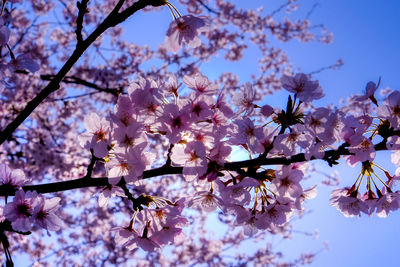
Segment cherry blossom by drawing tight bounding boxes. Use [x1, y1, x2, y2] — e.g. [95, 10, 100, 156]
[3, 190, 38, 232]
[216, 177, 259, 206]
[347, 135, 376, 166]
[106, 143, 153, 184]
[232, 83, 257, 115]
[330, 189, 369, 217]
[229, 117, 264, 153]
[78, 113, 111, 158]
[165, 15, 208, 53]
[31, 195, 62, 233]
[0, 164, 30, 190]
[182, 72, 218, 96]
[353, 78, 380, 106]
[378, 90, 400, 129]
[97, 185, 125, 207]
[280, 73, 324, 102]
[270, 166, 304, 199]
[171, 141, 207, 181]
[374, 193, 400, 218]
[188, 190, 224, 212]
[158, 103, 191, 144]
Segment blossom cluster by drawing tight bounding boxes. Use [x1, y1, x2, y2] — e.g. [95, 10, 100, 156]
[114, 198, 187, 252]
[76, 68, 400, 251]
[0, 164, 61, 233]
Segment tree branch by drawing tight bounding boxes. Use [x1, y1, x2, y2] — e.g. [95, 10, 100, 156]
[15, 70, 123, 98]
[197, 0, 219, 15]
[41, 74, 123, 97]
[1, 136, 398, 197]
[75, 0, 90, 44]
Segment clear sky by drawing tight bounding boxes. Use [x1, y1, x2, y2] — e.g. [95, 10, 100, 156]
[121, 1, 400, 266]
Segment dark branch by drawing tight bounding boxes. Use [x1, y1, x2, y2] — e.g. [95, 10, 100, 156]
[197, 0, 219, 15]
[76, 0, 90, 44]
[0, 164, 183, 196]
[41, 74, 123, 97]
[15, 70, 123, 97]
[2, 135, 399, 197]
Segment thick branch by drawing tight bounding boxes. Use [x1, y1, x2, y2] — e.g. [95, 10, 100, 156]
[1, 139, 396, 196]
[0, 165, 183, 196]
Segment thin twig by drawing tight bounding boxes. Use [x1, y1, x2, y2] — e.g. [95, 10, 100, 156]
[75, 0, 90, 44]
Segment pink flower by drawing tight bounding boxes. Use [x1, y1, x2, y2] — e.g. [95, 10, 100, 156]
[106, 143, 153, 184]
[305, 107, 336, 144]
[254, 198, 293, 230]
[273, 125, 313, 157]
[112, 95, 136, 126]
[270, 166, 304, 199]
[183, 72, 218, 96]
[330, 188, 369, 217]
[97, 185, 125, 207]
[115, 221, 161, 252]
[183, 96, 213, 120]
[378, 90, 400, 129]
[229, 118, 264, 154]
[294, 185, 318, 210]
[281, 73, 323, 102]
[0, 164, 30, 189]
[374, 193, 400, 218]
[260, 104, 274, 117]
[32, 196, 62, 232]
[171, 141, 208, 181]
[126, 235, 160, 252]
[165, 15, 208, 53]
[208, 141, 232, 166]
[78, 113, 111, 158]
[138, 198, 188, 246]
[165, 74, 181, 96]
[3, 190, 39, 232]
[158, 103, 191, 144]
[153, 224, 185, 246]
[353, 78, 380, 106]
[216, 177, 259, 206]
[213, 90, 234, 118]
[232, 83, 257, 115]
[112, 118, 146, 150]
[188, 190, 224, 212]
[128, 77, 164, 119]
[347, 135, 375, 166]
[113, 226, 136, 247]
